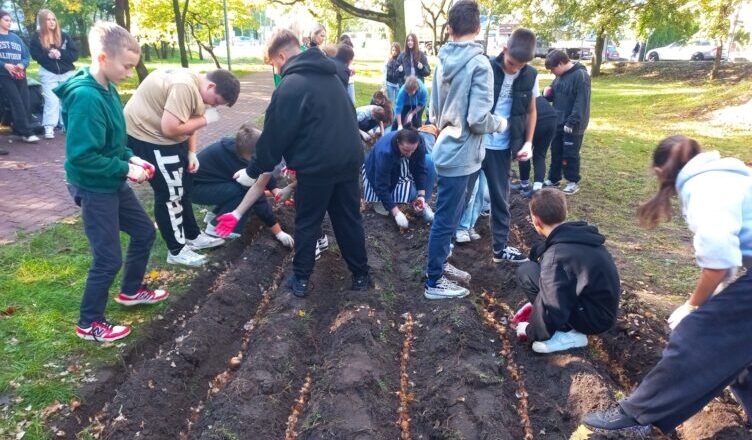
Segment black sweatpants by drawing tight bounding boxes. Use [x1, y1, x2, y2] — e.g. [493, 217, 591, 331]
[128, 135, 201, 254]
[293, 174, 368, 280]
[548, 128, 584, 184]
[620, 271, 752, 433]
[519, 117, 557, 183]
[0, 75, 33, 137]
[392, 105, 423, 130]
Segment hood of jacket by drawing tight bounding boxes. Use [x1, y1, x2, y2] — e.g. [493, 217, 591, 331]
[437, 41, 484, 81]
[676, 151, 751, 193]
[546, 221, 606, 249]
[281, 48, 337, 78]
[562, 62, 588, 78]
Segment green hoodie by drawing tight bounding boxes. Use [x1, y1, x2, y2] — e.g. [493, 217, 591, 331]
[55, 67, 132, 193]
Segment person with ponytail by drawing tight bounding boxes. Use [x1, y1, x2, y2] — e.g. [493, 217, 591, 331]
[30, 9, 78, 139]
[583, 135, 752, 435]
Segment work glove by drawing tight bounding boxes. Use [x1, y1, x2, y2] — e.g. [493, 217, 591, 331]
[204, 107, 220, 125]
[668, 301, 697, 330]
[563, 125, 573, 134]
[497, 117, 508, 133]
[512, 302, 533, 324]
[398, 65, 404, 72]
[127, 163, 149, 183]
[516, 322, 529, 342]
[215, 211, 240, 238]
[274, 185, 295, 204]
[129, 156, 155, 180]
[233, 168, 256, 187]
[275, 231, 294, 248]
[394, 210, 409, 229]
[187, 151, 199, 173]
[516, 142, 533, 161]
[412, 196, 426, 212]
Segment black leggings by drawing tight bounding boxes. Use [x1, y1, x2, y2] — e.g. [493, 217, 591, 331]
[0, 75, 33, 136]
[518, 117, 557, 183]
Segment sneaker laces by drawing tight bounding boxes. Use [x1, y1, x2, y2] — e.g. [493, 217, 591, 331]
[435, 276, 459, 289]
[505, 246, 522, 256]
[90, 319, 116, 341]
[444, 263, 468, 278]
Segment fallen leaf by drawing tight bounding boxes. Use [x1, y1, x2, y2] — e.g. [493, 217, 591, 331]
[41, 401, 63, 418]
[1, 306, 17, 317]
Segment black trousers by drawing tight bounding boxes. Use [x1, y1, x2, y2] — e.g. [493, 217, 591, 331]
[192, 181, 277, 231]
[620, 271, 752, 433]
[0, 75, 33, 136]
[519, 117, 557, 183]
[392, 104, 423, 130]
[128, 135, 201, 254]
[293, 175, 369, 280]
[548, 128, 584, 184]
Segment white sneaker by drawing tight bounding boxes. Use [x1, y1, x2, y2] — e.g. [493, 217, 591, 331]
[373, 203, 389, 216]
[468, 228, 481, 241]
[443, 262, 471, 285]
[455, 230, 471, 243]
[424, 276, 470, 300]
[167, 246, 207, 267]
[532, 330, 588, 354]
[205, 222, 240, 240]
[44, 126, 54, 139]
[315, 234, 329, 260]
[563, 182, 580, 195]
[22, 135, 40, 143]
[186, 232, 225, 250]
[203, 211, 216, 225]
[422, 205, 435, 222]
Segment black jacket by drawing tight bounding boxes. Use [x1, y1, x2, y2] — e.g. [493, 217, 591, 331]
[30, 31, 78, 75]
[545, 62, 591, 134]
[330, 56, 350, 89]
[364, 131, 427, 211]
[247, 49, 363, 183]
[397, 50, 430, 83]
[489, 54, 537, 156]
[385, 57, 404, 85]
[195, 137, 276, 189]
[535, 96, 557, 123]
[527, 221, 620, 342]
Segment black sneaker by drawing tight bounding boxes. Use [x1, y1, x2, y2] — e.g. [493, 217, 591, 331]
[287, 275, 310, 298]
[510, 180, 529, 191]
[351, 273, 374, 291]
[543, 179, 560, 188]
[582, 406, 651, 435]
[493, 246, 529, 264]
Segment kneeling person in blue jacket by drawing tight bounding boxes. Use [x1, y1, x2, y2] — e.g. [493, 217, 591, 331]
[362, 128, 435, 229]
[514, 188, 620, 353]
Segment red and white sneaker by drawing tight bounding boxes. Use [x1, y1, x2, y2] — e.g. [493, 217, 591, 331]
[114, 287, 169, 306]
[76, 320, 131, 342]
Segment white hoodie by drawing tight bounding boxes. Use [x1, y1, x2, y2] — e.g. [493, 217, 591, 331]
[676, 151, 752, 269]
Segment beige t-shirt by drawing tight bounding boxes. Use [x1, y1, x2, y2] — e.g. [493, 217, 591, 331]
[124, 68, 206, 145]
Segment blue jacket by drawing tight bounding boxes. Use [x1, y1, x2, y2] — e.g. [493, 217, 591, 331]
[0, 32, 30, 78]
[394, 81, 428, 114]
[365, 131, 427, 211]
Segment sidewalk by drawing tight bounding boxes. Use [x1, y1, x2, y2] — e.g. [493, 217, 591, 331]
[0, 71, 274, 244]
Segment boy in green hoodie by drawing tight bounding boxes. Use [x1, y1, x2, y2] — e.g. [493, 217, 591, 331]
[56, 22, 168, 343]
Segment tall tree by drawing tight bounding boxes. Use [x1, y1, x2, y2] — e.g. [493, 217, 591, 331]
[183, 0, 255, 68]
[633, 0, 698, 60]
[420, 0, 451, 55]
[114, 0, 149, 81]
[171, 0, 190, 67]
[698, 0, 741, 79]
[328, 0, 405, 44]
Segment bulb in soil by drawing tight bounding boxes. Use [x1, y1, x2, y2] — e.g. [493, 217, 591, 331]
[229, 356, 242, 370]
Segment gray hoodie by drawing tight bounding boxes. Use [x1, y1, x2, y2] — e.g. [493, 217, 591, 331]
[429, 41, 505, 177]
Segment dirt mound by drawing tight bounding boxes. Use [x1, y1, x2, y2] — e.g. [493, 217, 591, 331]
[609, 61, 752, 83]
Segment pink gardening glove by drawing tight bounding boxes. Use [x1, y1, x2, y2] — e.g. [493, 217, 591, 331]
[215, 212, 240, 237]
[512, 302, 533, 324]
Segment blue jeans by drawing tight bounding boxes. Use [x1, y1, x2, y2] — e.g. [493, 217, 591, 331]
[425, 172, 478, 283]
[385, 82, 399, 112]
[457, 171, 487, 231]
[68, 183, 156, 326]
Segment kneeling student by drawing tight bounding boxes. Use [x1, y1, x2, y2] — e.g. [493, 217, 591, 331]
[192, 123, 294, 247]
[514, 188, 620, 353]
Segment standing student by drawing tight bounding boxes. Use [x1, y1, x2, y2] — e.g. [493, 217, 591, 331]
[30, 9, 78, 139]
[0, 10, 38, 144]
[398, 33, 430, 84]
[483, 27, 538, 264]
[57, 22, 168, 342]
[543, 49, 591, 195]
[339, 35, 356, 104]
[393, 75, 427, 130]
[124, 67, 240, 266]
[307, 23, 326, 49]
[424, 0, 507, 299]
[583, 136, 752, 435]
[384, 42, 403, 105]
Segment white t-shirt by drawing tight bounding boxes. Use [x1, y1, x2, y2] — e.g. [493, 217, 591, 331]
[486, 71, 539, 151]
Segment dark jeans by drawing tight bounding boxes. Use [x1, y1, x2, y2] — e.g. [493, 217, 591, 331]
[293, 175, 369, 280]
[519, 117, 557, 183]
[425, 172, 478, 282]
[392, 105, 423, 130]
[68, 183, 156, 326]
[359, 119, 379, 132]
[192, 181, 277, 232]
[482, 149, 512, 254]
[620, 271, 752, 433]
[129, 136, 201, 255]
[0, 75, 33, 136]
[548, 128, 584, 184]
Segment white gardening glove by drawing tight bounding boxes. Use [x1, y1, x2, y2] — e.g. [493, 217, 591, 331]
[668, 302, 697, 330]
[187, 151, 199, 173]
[563, 125, 573, 134]
[127, 163, 148, 183]
[517, 142, 533, 161]
[393, 210, 409, 229]
[398, 65, 404, 72]
[275, 231, 294, 248]
[233, 168, 256, 187]
[204, 107, 220, 125]
[497, 117, 508, 133]
[412, 195, 426, 212]
[516, 322, 529, 342]
[128, 156, 155, 180]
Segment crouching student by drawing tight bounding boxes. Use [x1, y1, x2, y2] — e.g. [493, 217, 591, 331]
[191, 123, 294, 247]
[514, 188, 620, 353]
[363, 128, 435, 227]
[356, 104, 390, 141]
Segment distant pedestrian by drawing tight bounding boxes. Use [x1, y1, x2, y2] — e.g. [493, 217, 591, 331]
[631, 42, 640, 61]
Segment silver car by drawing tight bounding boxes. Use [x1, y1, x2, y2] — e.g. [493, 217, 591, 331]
[646, 39, 722, 61]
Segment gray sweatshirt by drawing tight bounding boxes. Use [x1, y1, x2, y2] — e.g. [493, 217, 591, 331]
[429, 41, 505, 177]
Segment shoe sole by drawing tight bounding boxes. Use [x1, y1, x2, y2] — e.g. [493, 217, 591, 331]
[563, 189, 580, 195]
[424, 289, 470, 300]
[76, 329, 131, 342]
[455, 237, 471, 244]
[114, 294, 170, 306]
[186, 240, 225, 251]
[166, 257, 206, 267]
[584, 424, 652, 437]
[532, 339, 588, 354]
[492, 257, 530, 264]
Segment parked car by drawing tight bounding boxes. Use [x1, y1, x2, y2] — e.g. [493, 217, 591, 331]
[646, 39, 723, 61]
[605, 45, 620, 61]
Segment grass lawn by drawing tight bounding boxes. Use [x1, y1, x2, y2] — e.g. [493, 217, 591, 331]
[2, 57, 751, 438]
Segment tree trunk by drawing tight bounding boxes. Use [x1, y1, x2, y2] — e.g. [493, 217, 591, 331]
[390, 0, 406, 46]
[336, 8, 343, 40]
[143, 44, 151, 61]
[172, 0, 190, 67]
[198, 44, 204, 60]
[160, 41, 168, 59]
[710, 42, 723, 79]
[482, 12, 491, 54]
[591, 31, 605, 77]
